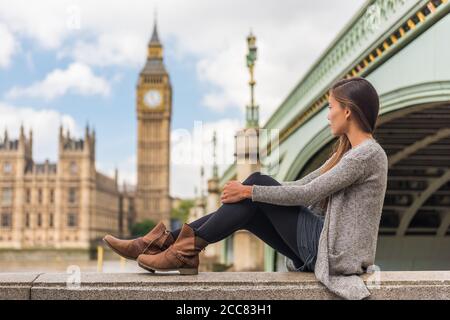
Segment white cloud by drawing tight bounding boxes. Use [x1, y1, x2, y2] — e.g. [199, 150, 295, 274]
[6, 62, 111, 100]
[0, 2, 71, 49]
[0, 0, 366, 120]
[57, 32, 145, 67]
[158, 0, 366, 123]
[0, 24, 17, 68]
[0, 102, 79, 161]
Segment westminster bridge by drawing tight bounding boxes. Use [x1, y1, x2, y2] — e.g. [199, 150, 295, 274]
[220, 0, 450, 272]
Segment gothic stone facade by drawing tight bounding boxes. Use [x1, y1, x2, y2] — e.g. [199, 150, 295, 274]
[0, 126, 133, 250]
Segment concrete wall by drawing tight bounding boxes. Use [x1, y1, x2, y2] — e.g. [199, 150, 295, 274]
[1, 271, 450, 300]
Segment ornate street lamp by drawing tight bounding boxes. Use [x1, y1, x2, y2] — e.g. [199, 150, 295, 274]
[246, 31, 259, 128]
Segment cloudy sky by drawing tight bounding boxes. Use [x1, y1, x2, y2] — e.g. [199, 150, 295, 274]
[0, 0, 366, 198]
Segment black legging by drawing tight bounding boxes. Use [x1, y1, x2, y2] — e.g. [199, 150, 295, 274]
[170, 172, 304, 267]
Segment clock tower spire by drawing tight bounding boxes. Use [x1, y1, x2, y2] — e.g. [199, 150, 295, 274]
[135, 18, 172, 226]
[147, 19, 163, 60]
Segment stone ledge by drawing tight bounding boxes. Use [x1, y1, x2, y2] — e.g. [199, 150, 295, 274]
[0, 273, 42, 300]
[1, 271, 450, 300]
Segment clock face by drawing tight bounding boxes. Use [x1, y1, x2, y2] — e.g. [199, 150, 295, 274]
[144, 90, 162, 108]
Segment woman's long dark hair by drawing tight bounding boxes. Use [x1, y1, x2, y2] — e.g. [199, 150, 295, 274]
[317, 77, 380, 212]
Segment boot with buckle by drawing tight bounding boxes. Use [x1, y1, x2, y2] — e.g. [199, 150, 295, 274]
[137, 223, 209, 275]
[103, 221, 175, 260]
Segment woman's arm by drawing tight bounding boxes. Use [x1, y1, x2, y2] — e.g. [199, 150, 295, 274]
[280, 166, 322, 186]
[279, 153, 336, 187]
[223, 153, 337, 204]
[250, 155, 365, 206]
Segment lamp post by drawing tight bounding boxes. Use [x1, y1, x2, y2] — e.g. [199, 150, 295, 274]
[246, 31, 259, 128]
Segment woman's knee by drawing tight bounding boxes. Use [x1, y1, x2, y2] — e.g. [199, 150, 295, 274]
[242, 171, 280, 186]
[242, 172, 261, 185]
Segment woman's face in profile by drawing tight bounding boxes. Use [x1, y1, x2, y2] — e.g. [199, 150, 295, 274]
[327, 92, 350, 136]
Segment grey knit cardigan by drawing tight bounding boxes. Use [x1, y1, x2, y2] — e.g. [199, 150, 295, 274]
[251, 138, 388, 300]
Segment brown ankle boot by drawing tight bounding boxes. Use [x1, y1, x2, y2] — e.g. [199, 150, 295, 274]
[103, 221, 175, 260]
[137, 223, 209, 275]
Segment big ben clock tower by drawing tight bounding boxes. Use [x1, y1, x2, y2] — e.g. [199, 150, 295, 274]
[136, 21, 171, 226]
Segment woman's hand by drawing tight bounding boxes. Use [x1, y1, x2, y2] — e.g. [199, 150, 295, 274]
[220, 180, 253, 204]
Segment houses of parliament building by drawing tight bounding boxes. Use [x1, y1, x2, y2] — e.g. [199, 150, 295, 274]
[0, 22, 172, 251]
[0, 125, 133, 250]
